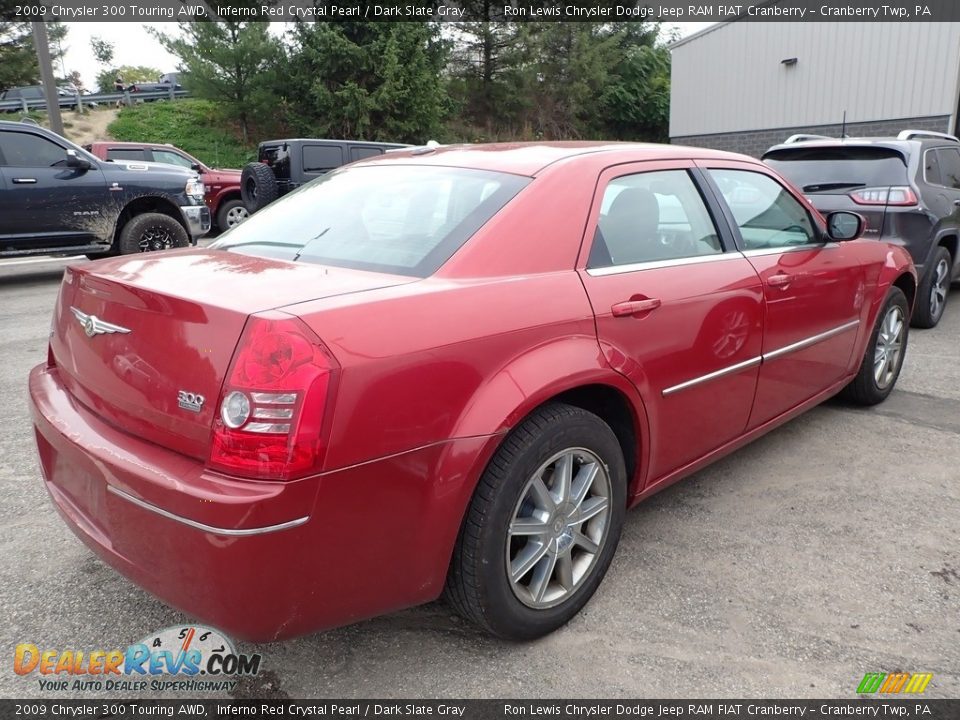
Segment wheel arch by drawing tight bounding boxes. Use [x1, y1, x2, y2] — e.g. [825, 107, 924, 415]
[113, 196, 188, 247]
[938, 233, 957, 264]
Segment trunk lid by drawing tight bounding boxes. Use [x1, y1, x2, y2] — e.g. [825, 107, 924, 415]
[51, 248, 412, 460]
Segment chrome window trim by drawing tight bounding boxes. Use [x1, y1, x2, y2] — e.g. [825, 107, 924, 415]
[661, 319, 860, 396]
[662, 356, 762, 396]
[740, 243, 836, 258]
[762, 319, 860, 361]
[107, 485, 309, 536]
[586, 251, 740, 277]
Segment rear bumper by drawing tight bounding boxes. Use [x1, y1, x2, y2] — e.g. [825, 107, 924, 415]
[29, 363, 490, 641]
[180, 205, 211, 240]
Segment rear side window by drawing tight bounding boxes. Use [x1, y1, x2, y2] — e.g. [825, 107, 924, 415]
[924, 149, 942, 186]
[350, 147, 383, 162]
[303, 145, 344, 174]
[763, 146, 908, 192]
[108, 148, 147, 162]
[589, 169, 722, 268]
[936, 148, 960, 189]
[212, 165, 531, 277]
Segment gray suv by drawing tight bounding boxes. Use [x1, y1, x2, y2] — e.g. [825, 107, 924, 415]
[763, 130, 960, 328]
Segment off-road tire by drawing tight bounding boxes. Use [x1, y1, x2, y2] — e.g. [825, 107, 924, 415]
[240, 162, 278, 213]
[117, 213, 188, 255]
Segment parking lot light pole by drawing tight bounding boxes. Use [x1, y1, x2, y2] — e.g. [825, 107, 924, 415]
[31, 22, 64, 136]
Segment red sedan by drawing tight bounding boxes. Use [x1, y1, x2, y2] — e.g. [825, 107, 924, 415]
[30, 143, 915, 641]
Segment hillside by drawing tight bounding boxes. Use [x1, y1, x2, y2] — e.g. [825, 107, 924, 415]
[107, 99, 255, 169]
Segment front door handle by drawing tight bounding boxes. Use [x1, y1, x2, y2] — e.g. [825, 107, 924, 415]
[768, 273, 792, 288]
[12, 178, 37, 184]
[611, 297, 661, 317]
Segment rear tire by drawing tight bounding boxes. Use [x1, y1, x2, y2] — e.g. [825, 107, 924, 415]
[216, 198, 249, 231]
[117, 213, 188, 255]
[445, 403, 626, 640]
[241, 163, 278, 213]
[912, 246, 951, 328]
[842, 286, 909, 406]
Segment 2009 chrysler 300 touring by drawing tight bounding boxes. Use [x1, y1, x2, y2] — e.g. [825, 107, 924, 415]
[30, 143, 916, 641]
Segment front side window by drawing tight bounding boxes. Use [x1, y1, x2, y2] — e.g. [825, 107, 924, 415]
[212, 165, 530, 277]
[0, 131, 65, 168]
[709, 169, 817, 250]
[152, 149, 196, 169]
[589, 169, 722, 268]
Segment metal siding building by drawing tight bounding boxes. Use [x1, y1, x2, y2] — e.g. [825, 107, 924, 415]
[670, 22, 960, 156]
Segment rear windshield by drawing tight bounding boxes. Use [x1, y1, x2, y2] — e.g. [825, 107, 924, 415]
[763, 146, 908, 192]
[212, 165, 531, 277]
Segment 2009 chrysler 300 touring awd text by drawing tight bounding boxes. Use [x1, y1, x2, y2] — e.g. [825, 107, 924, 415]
[30, 143, 916, 641]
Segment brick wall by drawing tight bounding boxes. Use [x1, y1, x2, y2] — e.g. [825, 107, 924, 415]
[672, 116, 953, 158]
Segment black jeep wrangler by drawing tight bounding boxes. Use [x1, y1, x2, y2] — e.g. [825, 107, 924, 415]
[0, 121, 210, 258]
[240, 138, 408, 214]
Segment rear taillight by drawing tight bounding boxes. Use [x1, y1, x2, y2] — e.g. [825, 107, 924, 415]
[849, 186, 918, 206]
[208, 312, 339, 481]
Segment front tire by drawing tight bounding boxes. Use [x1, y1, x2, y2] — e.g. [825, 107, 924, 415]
[842, 286, 909, 405]
[216, 198, 249, 231]
[912, 246, 951, 328]
[446, 403, 626, 640]
[117, 213, 189, 255]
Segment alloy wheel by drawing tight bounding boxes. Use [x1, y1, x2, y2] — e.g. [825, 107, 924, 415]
[226, 205, 249, 228]
[138, 225, 176, 252]
[874, 304, 905, 390]
[930, 258, 949, 320]
[506, 448, 612, 609]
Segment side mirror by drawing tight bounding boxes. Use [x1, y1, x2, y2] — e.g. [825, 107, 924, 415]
[825, 211, 863, 241]
[66, 149, 91, 171]
[190, 162, 202, 172]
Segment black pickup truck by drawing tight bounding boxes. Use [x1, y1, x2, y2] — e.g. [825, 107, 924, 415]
[0, 121, 210, 258]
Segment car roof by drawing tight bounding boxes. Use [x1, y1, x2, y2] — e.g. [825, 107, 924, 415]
[352, 141, 756, 176]
[259, 138, 410, 148]
[763, 137, 959, 157]
[93, 141, 177, 148]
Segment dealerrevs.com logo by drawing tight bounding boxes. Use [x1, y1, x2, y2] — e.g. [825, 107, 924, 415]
[14, 625, 262, 693]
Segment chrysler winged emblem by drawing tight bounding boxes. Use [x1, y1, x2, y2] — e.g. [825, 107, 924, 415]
[70, 307, 131, 338]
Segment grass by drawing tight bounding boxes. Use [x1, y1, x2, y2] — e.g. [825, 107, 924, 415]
[107, 99, 256, 169]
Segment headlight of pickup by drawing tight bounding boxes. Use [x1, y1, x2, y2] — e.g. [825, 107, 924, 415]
[184, 178, 205, 203]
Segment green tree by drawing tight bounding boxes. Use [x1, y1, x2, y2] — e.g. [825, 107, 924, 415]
[90, 35, 114, 66]
[283, 22, 447, 143]
[0, 12, 67, 94]
[151, 15, 281, 143]
[447, 7, 536, 139]
[599, 43, 671, 142]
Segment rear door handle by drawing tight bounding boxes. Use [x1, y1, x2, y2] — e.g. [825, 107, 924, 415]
[768, 273, 792, 288]
[611, 298, 661, 317]
[12, 178, 37, 184]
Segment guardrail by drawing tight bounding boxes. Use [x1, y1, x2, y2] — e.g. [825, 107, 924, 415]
[0, 88, 190, 114]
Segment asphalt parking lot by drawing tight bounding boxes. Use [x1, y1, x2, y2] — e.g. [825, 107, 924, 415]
[1, 255, 958, 700]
